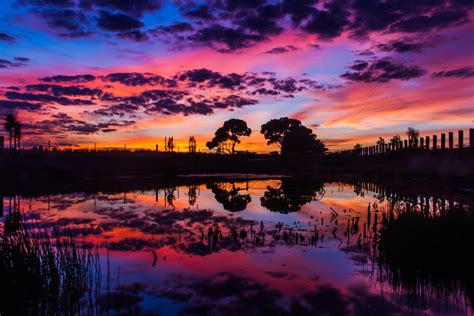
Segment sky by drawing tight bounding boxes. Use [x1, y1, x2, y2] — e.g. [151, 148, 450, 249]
[0, 0, 473, 152]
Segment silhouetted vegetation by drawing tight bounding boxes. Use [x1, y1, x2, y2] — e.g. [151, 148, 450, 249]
[260, 117, 327, 155]
[377, 204, 474, 307]
[207, 119, 252, 154]
[4, 114, 22, 151]
[260, 178, 325, 213]
[0, 218, 101, 315]
[207, 182, 251, 212]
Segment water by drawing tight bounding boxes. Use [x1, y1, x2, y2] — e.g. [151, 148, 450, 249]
[1, 177, 473, 315]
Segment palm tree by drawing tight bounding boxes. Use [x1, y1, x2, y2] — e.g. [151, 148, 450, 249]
[4, 114, 17, 150]
[14, 122, 22, 151]
[407, 127, 419, 147]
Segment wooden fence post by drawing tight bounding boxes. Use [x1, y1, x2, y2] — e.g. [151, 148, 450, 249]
[420, 137, 424, 149]
[449, 132, 454, 149]
[441, 133, 446, 150]
[458, 130, 464, 149]
[426, 136, 430, 150]
[433, 135, 438, 150]
[470, 128, 474, 148]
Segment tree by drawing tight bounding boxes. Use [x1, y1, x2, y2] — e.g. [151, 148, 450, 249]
[207, 119, 251, 154]
[376, 137, 385, 146]
[260, 117, 326, 155]
[207, 182, 251, 212]
[407, 127, 419, 146]
[354, 143, 362, 155]
[260, 117, 301, 148]
[390, 135, 401, 145]
[260, 178, 325, 213]
[14, 123, 21, 150]
[188, 136, 197, 153]
[4, 114, 17, 150]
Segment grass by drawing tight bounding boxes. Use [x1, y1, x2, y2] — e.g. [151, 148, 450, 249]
[0, 215, 102, 315]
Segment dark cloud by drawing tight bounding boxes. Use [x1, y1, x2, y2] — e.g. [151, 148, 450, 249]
[177, 68, 244, 89]
[38, 9, 88, 32]
[5, 91, 95, 105]
[341, 58, 426, 83]
[97, 11, 144, 32]
[24, 113, 135, 135]
[93, 103, 140, 117]
[376, 39, 426, 53]
[432, 66, 474, 78]
[79, 0, 162, 17]
[14, 57, 31, 62]
[102, 72, 174, 86]
[264, 45, 298, 54]
[22, 0, 76, 6]
[183, 5, 214, 20]
[391, 10, 469, 33]
[41, 74, 96, 83]
[190, 24, 265, 52]
[0, 33, 15, 42]
[25, 84, 103, 97]
[0, 58, 29, 68]
[160, 22, 194, 34]
[0, 100, 42, 112]
[117, 29, 149, 41]
[163, 0, 474, 52]
[302, 3, 349, 39]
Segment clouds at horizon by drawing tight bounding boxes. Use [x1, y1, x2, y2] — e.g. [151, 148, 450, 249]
[1, 0, 473, 150]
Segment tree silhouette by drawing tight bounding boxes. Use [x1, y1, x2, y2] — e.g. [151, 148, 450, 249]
[188, 136, 197, 153]
[353, 143, 362, 155]
[206, 182, 251, 212]
[407, 127, 419, 147]
[376, 137, 385, 146]
[390, 135, 401, 145]
[260, 179, 324, 213]
[261, 117, 326, 154]
[4, 114, 21, 151]
[206, 119, 251, 154]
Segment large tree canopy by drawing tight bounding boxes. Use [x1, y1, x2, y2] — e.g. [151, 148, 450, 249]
[260, 117, 326, 155]
[207, 119, 252, 154]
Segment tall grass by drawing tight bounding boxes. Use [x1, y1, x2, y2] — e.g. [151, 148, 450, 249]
[0, 217, 102, 315]
[377, 203, 474, 308]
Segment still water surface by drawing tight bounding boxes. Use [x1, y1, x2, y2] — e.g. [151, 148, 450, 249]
[1, 178, 472, 315]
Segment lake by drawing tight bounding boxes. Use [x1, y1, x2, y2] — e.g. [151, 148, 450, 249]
[1, 176, 473, 315]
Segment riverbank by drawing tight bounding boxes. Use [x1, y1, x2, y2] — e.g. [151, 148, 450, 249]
[1, 149, 473, 192]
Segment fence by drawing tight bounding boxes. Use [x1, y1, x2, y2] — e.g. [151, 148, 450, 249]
[346, 128, 474, 156]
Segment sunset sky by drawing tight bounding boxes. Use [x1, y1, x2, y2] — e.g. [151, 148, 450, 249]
[1, 0, 473, 152]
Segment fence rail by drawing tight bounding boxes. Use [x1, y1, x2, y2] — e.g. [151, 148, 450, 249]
[341, 128, 474, 156]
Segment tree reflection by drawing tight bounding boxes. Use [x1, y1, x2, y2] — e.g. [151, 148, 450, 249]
[206, 182, 251, 212]
[260, 179, 325, 213]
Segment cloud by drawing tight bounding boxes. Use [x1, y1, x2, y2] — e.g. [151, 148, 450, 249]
[0, 58, 29, 68]
[96, 11, 144, 32]
[5, 91, 95, 105]
[40, 74, 96, 83]
[38, 8, 88, 32]
[25, 84, 103, 97]
[102, 72, 174, 86]
[376, 39, 426, 53]
[390, 10, 469, 33]
[0, 100, 42, 113]
[432, 66, 474, 78]
[264, 45, 298, 54]
[79, 0, 162, 17]
[0, 32, 15, 42]
[340, 58, 426, 83]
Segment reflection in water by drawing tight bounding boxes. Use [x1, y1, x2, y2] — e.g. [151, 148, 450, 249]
[207, 182, 251, 212]
[261, 178, 325, 213]
[1, 179, 473, 315]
